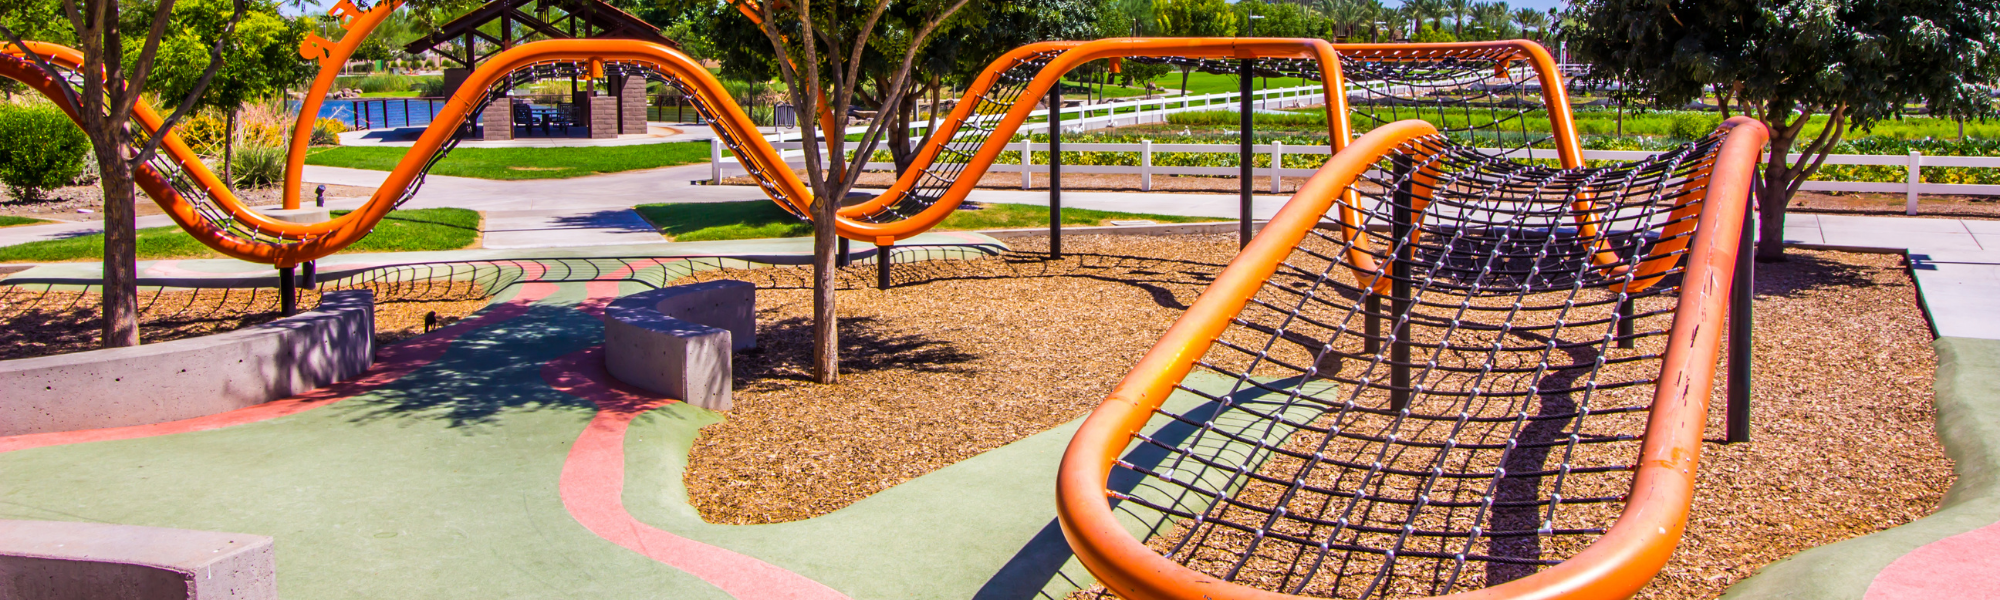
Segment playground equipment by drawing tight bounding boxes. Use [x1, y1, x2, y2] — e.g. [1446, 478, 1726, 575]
[1053, 65, 1768, 600]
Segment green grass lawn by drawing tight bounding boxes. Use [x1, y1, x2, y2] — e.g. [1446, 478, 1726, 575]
[0, 216, 47, 228]
[634, 200, 1223, 242]
[0, 208, 481, 263]
[360, 91, 422, 98]
[303, 143, 711, 180]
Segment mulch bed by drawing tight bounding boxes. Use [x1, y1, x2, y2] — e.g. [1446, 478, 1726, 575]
[0, 280, 490, 361]
[679, 237, 1950, 600]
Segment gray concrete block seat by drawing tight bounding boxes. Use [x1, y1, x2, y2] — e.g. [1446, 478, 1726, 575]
[0, 520, 275, 600]
[0, 290, 375, 437]
[603, 280, 755, 411]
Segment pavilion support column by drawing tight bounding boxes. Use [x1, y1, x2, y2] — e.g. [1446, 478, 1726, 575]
[615, 75, 647, 134]
[481, 98, 513, 141]
[588, 94, 618, 139]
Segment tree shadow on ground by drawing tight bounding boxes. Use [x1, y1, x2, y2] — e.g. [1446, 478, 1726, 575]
[690, 247, 1227, 312]
[734, 315, 979, 389]
[330, 303, 599, 429]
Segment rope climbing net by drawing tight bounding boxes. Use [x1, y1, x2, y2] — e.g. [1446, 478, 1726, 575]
[1338, 47, 1566, 160]
[1063, 118, 1759, 599]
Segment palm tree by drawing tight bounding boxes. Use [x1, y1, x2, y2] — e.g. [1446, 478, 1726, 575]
[1320, 0, 1374, 40]
[1472, 1, 1511, 39]
[1445, 0, 1472, 38]
[1402, 0, 1446, 37]
[1511, 7, 1548, 41]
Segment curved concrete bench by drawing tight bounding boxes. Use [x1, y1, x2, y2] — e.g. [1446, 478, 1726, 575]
[0, 290, 374, 438]
[604, 280, 755, 411]
[0, 520, 274, 600]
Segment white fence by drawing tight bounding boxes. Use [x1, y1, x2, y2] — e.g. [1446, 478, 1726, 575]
[718, 134, 2000, 217]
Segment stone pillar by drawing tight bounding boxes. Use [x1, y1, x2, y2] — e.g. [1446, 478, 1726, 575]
[615, 75, 648, 134]
[589, 94, 618, 139]
[481, 97, 512, 141]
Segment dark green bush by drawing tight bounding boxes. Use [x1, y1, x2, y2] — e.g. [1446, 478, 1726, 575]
[0, 104, 90, 201]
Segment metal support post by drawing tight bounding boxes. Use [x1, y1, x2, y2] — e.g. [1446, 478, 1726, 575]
[1727, 192, 1756, 443]
[1239, 59, 1255, 248]
[1049, 86, 1063, 259]
[302, 261, 317, 290]
[279, 266, 297, 317]
[1365, 295, 1382, 356]
[876, 244, 892, 289]
[838, 237, 851, 267]
[1615, 297, 1635, 349]
[1388, 156, 1413, 411]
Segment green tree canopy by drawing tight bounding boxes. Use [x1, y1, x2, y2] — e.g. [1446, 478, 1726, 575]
[1566, 0, 2000, 259]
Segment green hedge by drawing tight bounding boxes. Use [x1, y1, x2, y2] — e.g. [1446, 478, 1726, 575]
[0, 103, 89, 201]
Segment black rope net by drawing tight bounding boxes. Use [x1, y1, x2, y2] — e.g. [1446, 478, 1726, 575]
[1339, 48, 1563, 161]
[1098, 130, 1730, 599]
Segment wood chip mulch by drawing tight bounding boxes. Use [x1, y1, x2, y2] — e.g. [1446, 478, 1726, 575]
[680, 238, 1950, 600]
[677, 234, 1241, 524]
[0, 280, 491, 361]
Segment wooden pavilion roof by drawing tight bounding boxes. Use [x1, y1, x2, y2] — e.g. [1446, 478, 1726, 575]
[404, 0, 678, 69]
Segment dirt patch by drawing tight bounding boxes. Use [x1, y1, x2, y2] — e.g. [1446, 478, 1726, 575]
[678, 234, 1240, 525]
[721, 169, 1309, 195]
[1791, 190, 2000, 221]
[0, 279, 490, 361]
[0, 183, 378, 221]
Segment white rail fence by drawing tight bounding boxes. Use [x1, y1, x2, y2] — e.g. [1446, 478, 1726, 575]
[715, 140, 2000, 217]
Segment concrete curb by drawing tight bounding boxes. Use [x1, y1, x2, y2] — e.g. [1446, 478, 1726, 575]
[1721, 336, 2000, 599]
[0, 290, 375, 437]
[0, 520, 275, 600]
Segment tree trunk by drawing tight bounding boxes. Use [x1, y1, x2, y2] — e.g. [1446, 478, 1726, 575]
[99, 142, 140, 347]
[810, 191, 839, 384]
[224, 109, 236, 190]
[1180, 67, 1191, 96]
[1755, 126, 1799, 261]
[888, 92, 916, 174]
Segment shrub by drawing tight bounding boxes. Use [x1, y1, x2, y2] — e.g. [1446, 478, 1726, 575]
[0, 104, 89, 201]
[1668, 112, 1722, 140]
[311, 118, 348, 146]
[417, 77, 447, 97]
[230, 145, 286, 189]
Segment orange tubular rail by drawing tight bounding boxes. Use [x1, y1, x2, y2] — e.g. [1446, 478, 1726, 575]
[1053, 115, 1770, 600]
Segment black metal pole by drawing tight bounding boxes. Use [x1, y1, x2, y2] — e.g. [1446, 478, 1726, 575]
[1727, 191, 1756, 443]
[876, 244, 892, 290]
[1239, 59, 1255, 248]
[1049, 85, 1063, 259]
[838, 237, 851, 267]
[279, 266, 297, 316]
[1615, 297, 1635, 349]
[1365, 295, 1382, 356]
[302, 261, 317, 290]
[1389, 156, 1413, 410]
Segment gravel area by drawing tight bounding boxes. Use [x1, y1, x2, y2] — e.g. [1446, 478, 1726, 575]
[676, 236, 1948, 599]
[0, 184, 378, 221]
[0, 280, 490, 361]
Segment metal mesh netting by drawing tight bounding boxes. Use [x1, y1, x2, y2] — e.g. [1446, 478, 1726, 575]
[1099, 130, 1729, 599]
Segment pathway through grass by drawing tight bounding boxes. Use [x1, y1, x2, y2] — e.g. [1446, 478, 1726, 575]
[633, 201, 1223, 242]
[0, 208, 482, 262]
[304, 143, 710, 180]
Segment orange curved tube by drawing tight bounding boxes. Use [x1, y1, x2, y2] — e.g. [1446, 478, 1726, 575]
[6, 32, 1593, 269]
[1053, 116, 1770, 600]
[286, 0, 404, 210]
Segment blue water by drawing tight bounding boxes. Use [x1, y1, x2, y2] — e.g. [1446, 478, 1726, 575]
[303, 98, 445, 130]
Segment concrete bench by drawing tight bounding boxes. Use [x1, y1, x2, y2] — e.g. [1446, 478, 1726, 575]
[603, 281, 755, 411]
[0, 520, 275, 600]
[0, 290, 375, 438]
